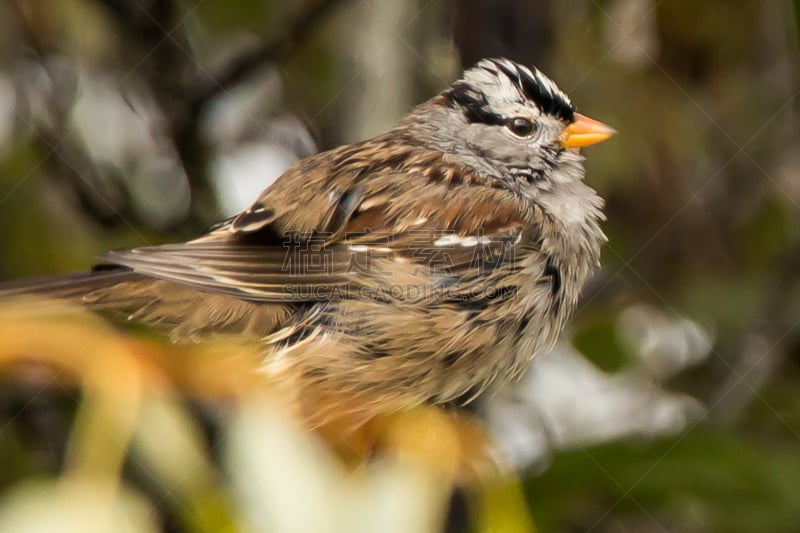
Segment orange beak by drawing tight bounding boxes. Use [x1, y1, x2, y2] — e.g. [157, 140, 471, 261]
[561, 113, 617, 148]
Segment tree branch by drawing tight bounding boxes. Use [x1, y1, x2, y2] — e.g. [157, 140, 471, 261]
[189, 0, 349, 112]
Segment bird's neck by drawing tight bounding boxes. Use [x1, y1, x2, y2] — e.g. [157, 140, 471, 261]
[538, 164, 606, 314]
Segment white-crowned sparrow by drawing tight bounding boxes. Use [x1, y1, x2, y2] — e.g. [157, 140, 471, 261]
[1, 58, 615, 424]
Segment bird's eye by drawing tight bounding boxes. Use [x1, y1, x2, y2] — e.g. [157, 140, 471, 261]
[506, 117, 536, 137]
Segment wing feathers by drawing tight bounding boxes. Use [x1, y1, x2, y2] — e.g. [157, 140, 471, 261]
[104, 244, 356, 302]
[98, 146, 538, 304]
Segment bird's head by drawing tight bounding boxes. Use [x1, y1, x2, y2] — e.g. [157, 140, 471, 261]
[406, 58, 616, 192]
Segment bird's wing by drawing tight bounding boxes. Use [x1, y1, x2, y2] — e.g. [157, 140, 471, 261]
[103, 144, 539, 303]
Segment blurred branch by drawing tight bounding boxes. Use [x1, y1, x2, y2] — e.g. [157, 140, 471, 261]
[8, 0, 349, 233]
[189, 0, 349, 110]
[95, 0, 217, 231]
[793, 0, 800, 53]
[8, 0, 51, 54]
[7, 0, 137, 228]
[710, 243, 800, 423]
[706, 0, 800, 423]
[452, 0, 556, 68]
[95, 0, 349, 232]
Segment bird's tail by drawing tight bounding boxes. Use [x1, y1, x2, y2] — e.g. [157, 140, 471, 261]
[0, 268, 288, 341]
[0, 268, 140, 302]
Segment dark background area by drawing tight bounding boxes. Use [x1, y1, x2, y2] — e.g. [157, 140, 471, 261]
[1, 1, 800, 531]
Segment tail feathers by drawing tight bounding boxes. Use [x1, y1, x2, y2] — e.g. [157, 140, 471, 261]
[0, 268, 291, 341]
[0, 268, 140, 301]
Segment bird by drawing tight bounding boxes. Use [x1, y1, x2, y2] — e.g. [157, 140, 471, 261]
[0, 58, 615, 426]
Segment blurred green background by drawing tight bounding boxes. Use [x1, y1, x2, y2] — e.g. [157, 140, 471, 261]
[1, 0, 800, 531]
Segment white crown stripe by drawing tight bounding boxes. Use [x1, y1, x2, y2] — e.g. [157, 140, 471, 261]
[456, 58, 575, 121]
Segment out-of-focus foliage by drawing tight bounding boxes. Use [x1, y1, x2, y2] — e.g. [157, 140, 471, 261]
[0, 299, 491, 533]
[0, 0, 799, 531]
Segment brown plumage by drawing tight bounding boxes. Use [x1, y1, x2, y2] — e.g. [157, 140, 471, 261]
[0, 58, 614, 426]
